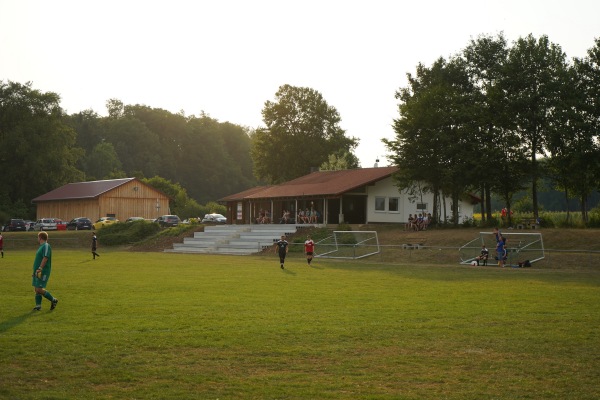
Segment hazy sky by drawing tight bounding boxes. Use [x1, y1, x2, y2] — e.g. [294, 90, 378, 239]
[1, 0, 598, 167]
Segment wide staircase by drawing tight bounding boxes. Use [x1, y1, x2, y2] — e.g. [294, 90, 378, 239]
[166, 224, 302, 255]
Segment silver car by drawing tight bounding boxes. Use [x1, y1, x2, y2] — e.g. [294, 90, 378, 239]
[201, 213, 227, 224]
[34, 218, 58, 231]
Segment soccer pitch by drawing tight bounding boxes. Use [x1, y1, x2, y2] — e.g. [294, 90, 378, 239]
[1, 249, 599, 399]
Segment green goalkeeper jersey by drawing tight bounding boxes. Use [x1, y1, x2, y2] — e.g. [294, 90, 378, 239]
[32, 242, 52, 288]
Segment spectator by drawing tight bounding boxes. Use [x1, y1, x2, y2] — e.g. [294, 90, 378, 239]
[406, 214, 415, 231]
[475, 245, 489, 266]
[422, 213, 430, 230]
[310, 207, 318, 224]
[297, 209, 305, 224]
[302, 208, 310, 224]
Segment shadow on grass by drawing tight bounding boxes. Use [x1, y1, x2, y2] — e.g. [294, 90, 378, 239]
[282, 268, 296, 276]
[0, 312, 35, 334]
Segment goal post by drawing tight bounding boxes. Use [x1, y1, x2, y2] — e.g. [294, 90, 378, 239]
[316, 231, 380, 259]
[459, 231, 545, 266]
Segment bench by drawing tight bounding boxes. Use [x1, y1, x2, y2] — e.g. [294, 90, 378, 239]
[402, 237, 426, 250]
[517, 218, 540, 229]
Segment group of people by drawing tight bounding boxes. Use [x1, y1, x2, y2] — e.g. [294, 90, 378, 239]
[297, 208, 319, 224]
[406, 213, 431, 231]
[474, 227, 507, 267]
[256, 209, 271, 224]
[259, 207, 321, 224]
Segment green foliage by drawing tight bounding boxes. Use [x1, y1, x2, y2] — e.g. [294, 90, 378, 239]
[0, 81, 84, 215]
[319, 150, 361, 170]
[96, 220, 161, 245]
[85, 141, 123, 180]
[252, 84, 359, 184]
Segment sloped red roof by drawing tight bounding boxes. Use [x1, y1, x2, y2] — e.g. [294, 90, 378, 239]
[220, 166, 398, 201]
[32, 178, 137, 202]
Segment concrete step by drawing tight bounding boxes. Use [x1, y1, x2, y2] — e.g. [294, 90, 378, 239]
[167, 224, 298, 255]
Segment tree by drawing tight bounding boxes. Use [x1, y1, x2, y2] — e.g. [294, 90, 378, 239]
[499, 34, 570, 220]
[463, 33, 510, 222]
[319, 150, 360, 171]
[85, 141, 124, 180]
[547, 39, 600, 223]
[385, 56, 480, 225]
[0, 81, 83, 216]
[252, 84, 358, 184]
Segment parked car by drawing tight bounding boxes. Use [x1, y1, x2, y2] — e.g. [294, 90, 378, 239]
[34, 218, 58, 231]
[3, 218, 27, 232]
[125, 217, 145, 223]
[156, 215, 181, 228]
[92, 217, 119, 230]
[66, 217, 93, 230]
[55, 219, 67, 230]
[201, 213, 227, 224]
[24, 220, 35, 231]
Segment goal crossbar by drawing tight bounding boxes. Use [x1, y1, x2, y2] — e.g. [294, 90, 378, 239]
[316, 231, 380, 260]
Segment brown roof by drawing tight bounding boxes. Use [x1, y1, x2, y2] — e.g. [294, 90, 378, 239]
[32, 178, 137, 202]
[220, 166, 398, 201]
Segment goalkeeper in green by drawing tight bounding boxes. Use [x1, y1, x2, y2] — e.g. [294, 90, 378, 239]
[31, 231, 58, 311]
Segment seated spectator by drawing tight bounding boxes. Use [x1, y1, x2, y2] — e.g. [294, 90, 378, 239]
[279, 210, 289, 224]
[263, 210, 271, 224]
[475, 245, 489, 266]
[256, 209, 265, 224]
[406, 214, 415, 231]
[415, 213, 424, 231]
[297, 209, 305, 224]
[302, 208, 310, 224]
[309, 208, 318, 224]
[422, 213, 430, 230]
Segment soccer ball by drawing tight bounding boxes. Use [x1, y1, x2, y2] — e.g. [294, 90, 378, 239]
[470, 261, 478, 266]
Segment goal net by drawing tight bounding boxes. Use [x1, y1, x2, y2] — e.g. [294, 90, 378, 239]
[459, 231, 545, 266]
[316, 231, 380, 260]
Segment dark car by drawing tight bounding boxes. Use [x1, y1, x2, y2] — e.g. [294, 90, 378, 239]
[3, 218, 27, 232]
[66, 217, 93, 230]
[156, 215, 181, 228]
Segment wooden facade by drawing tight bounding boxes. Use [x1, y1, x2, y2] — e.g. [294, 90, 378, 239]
[33, 179, 170, 223]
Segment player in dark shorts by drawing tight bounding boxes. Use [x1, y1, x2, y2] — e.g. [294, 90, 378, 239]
[274, 235, 289, 269]
[304, 235, 315, 265]
[92, 232, 100, 259]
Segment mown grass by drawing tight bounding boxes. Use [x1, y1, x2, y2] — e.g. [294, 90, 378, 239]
[1, 248, 599, 399]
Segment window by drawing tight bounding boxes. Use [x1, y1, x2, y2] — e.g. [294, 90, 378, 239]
[417, 203, 427, 211]
[389, 198, 399, 212]
[375, 197, 385, 211]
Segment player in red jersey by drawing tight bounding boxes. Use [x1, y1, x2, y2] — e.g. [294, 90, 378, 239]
[304, 235, 315, 266]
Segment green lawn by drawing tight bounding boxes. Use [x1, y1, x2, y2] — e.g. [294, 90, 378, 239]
[1, 249, 599, 399]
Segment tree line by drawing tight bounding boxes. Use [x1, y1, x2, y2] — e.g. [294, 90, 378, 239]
[384, 33, 600, 226]
[1, 33, 598, 224]
[0, 82, 358, 220]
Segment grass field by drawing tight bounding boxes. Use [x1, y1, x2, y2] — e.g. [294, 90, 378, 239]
[1, 246, 599, 399]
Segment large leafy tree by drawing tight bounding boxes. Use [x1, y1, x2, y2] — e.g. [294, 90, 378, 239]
[252, 84, 358, 183]
[0, 81, 83, 216]
[463, 33, 510, 222]
[499, 34, 570, 220]
[385, 56, 481, 225]
[85, 141, 124, 180]
[547, 39, 600, 222]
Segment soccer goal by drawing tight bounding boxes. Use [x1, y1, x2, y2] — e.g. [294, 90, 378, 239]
[316, 231, 380, 259]
[459, 231, 545, 267]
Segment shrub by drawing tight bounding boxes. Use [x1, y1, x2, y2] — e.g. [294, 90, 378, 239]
[98, 220, 161, 246]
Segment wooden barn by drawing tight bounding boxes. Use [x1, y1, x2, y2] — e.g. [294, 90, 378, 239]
[31, 178, 170, 223]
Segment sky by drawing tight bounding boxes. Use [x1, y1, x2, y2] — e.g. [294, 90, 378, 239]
[1, 0, 598, 168]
